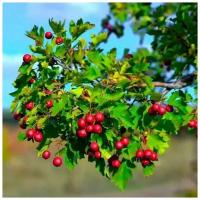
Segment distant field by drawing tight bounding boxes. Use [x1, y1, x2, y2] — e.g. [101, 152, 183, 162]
[3, 114, 197, 197]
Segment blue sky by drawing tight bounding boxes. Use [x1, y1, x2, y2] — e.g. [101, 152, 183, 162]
[3, 3, 154, 109]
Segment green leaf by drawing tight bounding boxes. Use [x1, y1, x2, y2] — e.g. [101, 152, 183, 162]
[17, 132, 26, 141]
[111, 161, 132, 191]
[49, 18, 66, 35]
[143, 164, 155, 176]
[122, 140, 140, 160]
[91, 32, 108, 47]
[83, 65, 101, 81]
[55, 45, 66, 58]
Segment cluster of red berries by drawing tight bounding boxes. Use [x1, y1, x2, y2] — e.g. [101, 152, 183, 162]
[42, 150, 63, 167]
[115, 137, 129, 150]
[76, 112, 104, 138]
[88, 142, 101, 159]
[148, 103, 173, 116]
[188, 119, 197, 129]
[135, 149, 158, 167]
[26, 128, 43, 142]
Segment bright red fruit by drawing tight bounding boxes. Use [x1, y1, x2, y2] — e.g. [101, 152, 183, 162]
[25, 101, 34, 110]
[90, 142, 99, 152]
[55, 37, 64, 45]
[148, 106, 155, 115]
[158, 106, 166, 115]
[42, 150, 51, 159]
[45, 32, 53, 39]
[85, 114, 95, 124]
[46, 100, 53, 109]
[26, 128, 36, 139]
[95, 112, 105, 123]
[34, 131, 43, 142]
[152, 103, 160, 112]
[111, 160, 121, 168]
[151, 152, 158, 161]
[108, 155, 118, 165]
[93, 124, 102, 134]
[94, 151, 101, 159]
[53, 156, 62, 167]
[143, 149, 153, 159]
[115, 141, 124, 150]
[120, 137, 129, 147]
[188, 120, 197, 128]
[165, 105, 173, 112]
[86, 125, 93, 133]
[23, 54, 32, 63]
[77, 118, 86, 129]
[76, 129, 87, 138]
[141, 159, 151, 167]
[135, 149, 144, 159]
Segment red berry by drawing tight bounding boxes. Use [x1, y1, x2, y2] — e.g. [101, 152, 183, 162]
[23, 54, 32, 63]
[165, 105, 173, 112]
[77, 118, 86, 129]
[151, 152, 158, 161]
[20, 123, 26, 129]
[135, 149, 144, 159]
[95, 112, 105, 123]
[158, 105, 166, 115]
[13, 112, 23, 121]
[152, 103, 160, 112]
[115, 141, 124, 150]
[44, 89, 52, 95]
[141, 159, 151, 167]
[46, 100, 53, 109]
[76, 129, 87, 138]
[143, 149, 153, 159]
[45, 32, 53, 39]
[90, 142, 99, 152]
[85, 114, 95, 124]
[108, 155, 118, 165]
[42, 150, 51, 159]
[53, 156, 62, 167]
[125, 54, 133, 59]
[55, 37, 64, 45]
[105, 22, 113, 31]
[148, 106, 155, 115]
[93, 124, 102, 134]
[120, 137, 129, 147]
[94, 151, 101, 159]
[28, 78, 36, 84]
[25, 101, 34, 110]
[33, 130, 43, 142]
[111, 160, 121, 168]
[188, 120, 197, 128]
[26, 128, 36, 139]
[86, 125, 93, 133]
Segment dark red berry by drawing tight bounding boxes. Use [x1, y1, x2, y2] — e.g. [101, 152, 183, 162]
[115, 141, 124, 150]
[135, 149, 144, 159]
[151, 152, 158, 161]
[143, 149, 153, 159]
[148, 106, 155, 115]
[125, 54, 133, 59]
[20, 122, 26, 129]
[45, 32, 53, 39]
[93, 124, 102, 134]
[90, 142, 99, 152]
[55, 37, 64, 45]
[86, 125, 93, 133]
[85, 113, 95, 124]
[77, 118, 86, 129]
[42, 150, 51, 159]
[94, 151, 101, 159]
[46, 100, 53, 109]
[13, 112, 23, 121]
[26, 128, 36, 139]
[33, 130, 43, 142]
[165, 105, 173, 112]
[28, 78, 36, 84]
[44, 89, 52, 95]
[141, 159, 151, 167]
[23, 54, 32, 63]
[120, 137, 129, 147]
[158, 106, 166, 115]
[76, 129, 87, 138]
[95, 112, 105, 123]
[111, 159, 121, 168]
[53, 156, 62, 167]
[25, 101, 34, 110]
